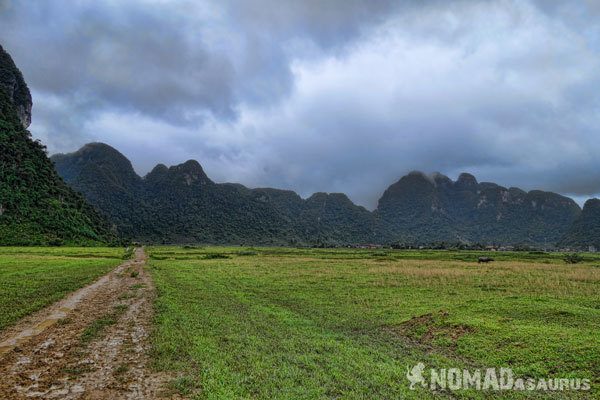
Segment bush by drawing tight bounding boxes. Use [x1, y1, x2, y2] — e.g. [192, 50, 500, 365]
[203, 253, 230, 260]
[237, 251, 258, 256]
[564, 253, 583, 264]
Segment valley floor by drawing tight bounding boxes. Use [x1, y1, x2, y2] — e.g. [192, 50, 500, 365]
[148, 246, 599, 399]
[0, 246, 598, 399]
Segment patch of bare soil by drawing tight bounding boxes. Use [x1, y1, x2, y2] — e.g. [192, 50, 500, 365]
[384, 310, 474, 349]
[0, 248, 181, 399]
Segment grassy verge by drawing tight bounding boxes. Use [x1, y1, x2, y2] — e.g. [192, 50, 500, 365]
[0, 247, 125, 331]
[148, 246, 599, 399]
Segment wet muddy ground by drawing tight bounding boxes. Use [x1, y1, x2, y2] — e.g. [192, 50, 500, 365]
[0, 248, 178, 399]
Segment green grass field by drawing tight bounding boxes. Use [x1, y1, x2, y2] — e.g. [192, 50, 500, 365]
[148, 246, 600, 399]
[0, 247, 125, 331]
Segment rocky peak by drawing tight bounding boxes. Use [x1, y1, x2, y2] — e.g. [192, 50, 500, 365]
[582, 198, 600, 212]
[455, 173, 478, 190]
[169, 160, 212, 186]
[307, 192, 354, 207]
[559, 198, 600, 249]
[51, 142, 139, 185]
[431, 172, 452, 187]
[306, 192, 329, 203]
[178, 160, 203, 174]
[71, 142, 130, 164]
[0, 44, 32, 128]
[376, 171, 437, 218]
[146, 164, 169, 179]
[397, 171, 435, 189]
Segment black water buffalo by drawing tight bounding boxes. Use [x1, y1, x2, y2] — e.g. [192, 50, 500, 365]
[478, 257, 494, 263]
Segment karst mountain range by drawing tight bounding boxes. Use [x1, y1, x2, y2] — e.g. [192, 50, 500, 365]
[1, 44, 598, 248]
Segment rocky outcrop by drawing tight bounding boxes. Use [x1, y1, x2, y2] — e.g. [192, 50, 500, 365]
[0, 45, 32, 128]
[559, 199, 600, 250]
[0, 44, 114, 245]
[376, 172, 581, 246]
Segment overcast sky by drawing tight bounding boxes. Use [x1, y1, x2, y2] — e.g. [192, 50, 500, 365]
[1, 0, 599, 208]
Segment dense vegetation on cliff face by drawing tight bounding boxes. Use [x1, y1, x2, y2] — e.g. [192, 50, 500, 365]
[50, 143, 150, 241]
[376, 171, 581, 246]
[0, 46, 114, 245]
[53, 143, 584, 247]
[0, 45, 31, 128]
[52, 143, 376, 245]
[559, 199, 600, 250]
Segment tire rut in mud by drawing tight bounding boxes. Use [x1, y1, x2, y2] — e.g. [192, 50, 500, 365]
[0, 248, 178, 399]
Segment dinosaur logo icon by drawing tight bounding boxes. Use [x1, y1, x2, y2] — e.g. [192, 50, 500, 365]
[406, 363, 427, 390]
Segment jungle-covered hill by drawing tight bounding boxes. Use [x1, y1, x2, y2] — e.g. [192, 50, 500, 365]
[558, 199, 600, 250]
[52, 143, 377, 245]
[0, 45, 115, 245]
[52, 143, 584, 247]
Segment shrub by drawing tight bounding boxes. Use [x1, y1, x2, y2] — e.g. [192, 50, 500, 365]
[564, 253, 584, 264]
[203, 253, 230, 260]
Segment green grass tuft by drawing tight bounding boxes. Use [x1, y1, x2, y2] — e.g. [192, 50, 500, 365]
[80, 304, 128, 344]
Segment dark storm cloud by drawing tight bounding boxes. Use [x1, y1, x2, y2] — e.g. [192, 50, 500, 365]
[1, 0, 600, 208]
[225, 0, 401, 47]
[0, 1, 236, 123]
[0, 0, 403, 124]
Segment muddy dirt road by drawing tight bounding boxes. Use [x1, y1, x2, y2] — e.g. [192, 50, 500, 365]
[0, 248, 175, 399]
